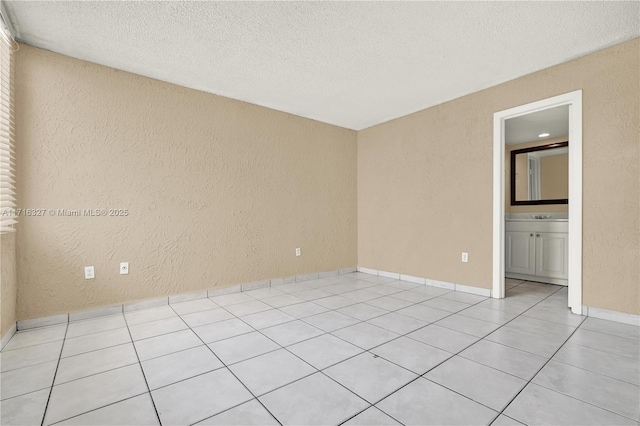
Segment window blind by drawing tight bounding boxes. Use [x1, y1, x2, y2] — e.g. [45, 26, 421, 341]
[0, 27, 15, 233]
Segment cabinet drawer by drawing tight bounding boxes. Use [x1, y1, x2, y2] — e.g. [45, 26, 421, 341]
[506, 220, 568, 233]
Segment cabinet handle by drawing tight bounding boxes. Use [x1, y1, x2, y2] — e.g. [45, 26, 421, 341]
[530, 233, 534, 237]
[536, 233, 541, 237]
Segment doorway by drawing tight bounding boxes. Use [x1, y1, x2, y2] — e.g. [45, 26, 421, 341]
[492, 91, 583, 314]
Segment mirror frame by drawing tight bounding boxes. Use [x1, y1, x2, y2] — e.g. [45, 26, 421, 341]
[510, 141, 569, 206]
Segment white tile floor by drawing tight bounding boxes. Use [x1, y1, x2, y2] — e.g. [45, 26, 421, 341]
[1, 273, 639, 425]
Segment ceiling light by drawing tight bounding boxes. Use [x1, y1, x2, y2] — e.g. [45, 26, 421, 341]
[538, 133, 550, 138]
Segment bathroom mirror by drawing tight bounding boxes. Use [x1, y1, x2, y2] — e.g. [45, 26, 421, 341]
[511, 141, 569, 205]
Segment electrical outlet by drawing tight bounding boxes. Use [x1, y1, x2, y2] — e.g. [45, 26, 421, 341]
[84, 266, 95, 280]
[120, 262, 129, 275]
[295, 247, 301, 257]
[461, 252, 469, 263]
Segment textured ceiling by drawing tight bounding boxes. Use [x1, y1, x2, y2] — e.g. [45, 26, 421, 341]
[506, 105, 569, 145]
[5, 1, 639, 130]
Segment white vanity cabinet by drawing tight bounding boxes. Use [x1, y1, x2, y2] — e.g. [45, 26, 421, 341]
[506, 231, 535, 275]
[505, 220, 568, 285]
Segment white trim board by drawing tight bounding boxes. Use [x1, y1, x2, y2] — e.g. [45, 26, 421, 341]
[0, 322, 16, 351]
[493, 90, 583, 314]
[357, 266, 492, 297]
[16, 314, 68, 331]
[584, 306, 640, 327]
[358, 267, 378, 276]
[15, 266, 357, 330]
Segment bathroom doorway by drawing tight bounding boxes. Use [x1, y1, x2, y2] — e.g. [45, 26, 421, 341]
[492, 91, 583, 314]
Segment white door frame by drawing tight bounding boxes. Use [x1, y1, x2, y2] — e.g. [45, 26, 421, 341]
[492, 90, 583, 314]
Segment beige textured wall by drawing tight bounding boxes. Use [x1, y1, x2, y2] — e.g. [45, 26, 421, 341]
[15, 45, 357, 320]
[506, 136, 569, 213]
[358, 39, 639, 314]
[1, 233, 17, 336]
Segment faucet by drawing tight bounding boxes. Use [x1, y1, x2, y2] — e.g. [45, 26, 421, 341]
[531, 214, 551, 220]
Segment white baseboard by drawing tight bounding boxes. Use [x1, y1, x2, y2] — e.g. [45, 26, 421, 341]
[357, 266, 378, 275]
[583, 306, 640, 327]
[319, 270, 339, 278]
[455, 283, 492, 297]
[14, 266, 357, 331]
[69, 305, 123, 322]
[400, 274, 426, 285]
[270, 276, 295, 286]
[378, 270, 401, 280]
[123, 297, 168, 313]
[208, 285, 242, 296]
[296, 272, 319, 282]
[241, 280, 270, 291]
[1, 322, 16, 350]
[357, 266, 491, 297]
[17, 314, 68, 331]
[426, 278, 455, 290]
[168, 291, 208, 304]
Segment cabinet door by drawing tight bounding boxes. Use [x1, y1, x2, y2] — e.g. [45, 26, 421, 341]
[535, 232, 569, 279]
[506, 231, 536, 275]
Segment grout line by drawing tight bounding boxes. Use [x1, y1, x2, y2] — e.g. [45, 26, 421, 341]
[549, 353, 640, 387]
[166, 304, 284, 426]
[47, 392, 150, 426]
[49, 359, 140, 388]
[6, 328, 199, 392]
[570, 325, 640, 343]
[64, 325, 129, 341]
[9, 276, 635, 426]
[489, 286, 590, 423]
[490, 413, 522, 425]
[66, 312, 125, 325]
[290, 289, 453, 335]
[211, 302, 378, 419]
[526, 374, 640, 422]
[122, 284, 452, 406]
[142, 366, 224, 394]
[188, 279, 476, 405]
[1, 337, 63, 355]
[337, 407, 389, 426]
[63, 324, 130, 340]
[39, 322, 69, 426]
[0, 385, 54, 404]
[0, 349, 79, 374]
[335, 285, 570, 421]
[122, 312, 163, 426]
[125, 314, 186, 328]
[1, 336, 67, 354]
[230, 285, 487, 421]
[185, 398, 270, 426]
[329, 297, 506, 418]
[343, 283, 576, 422]
[58, 339, 133, 361]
